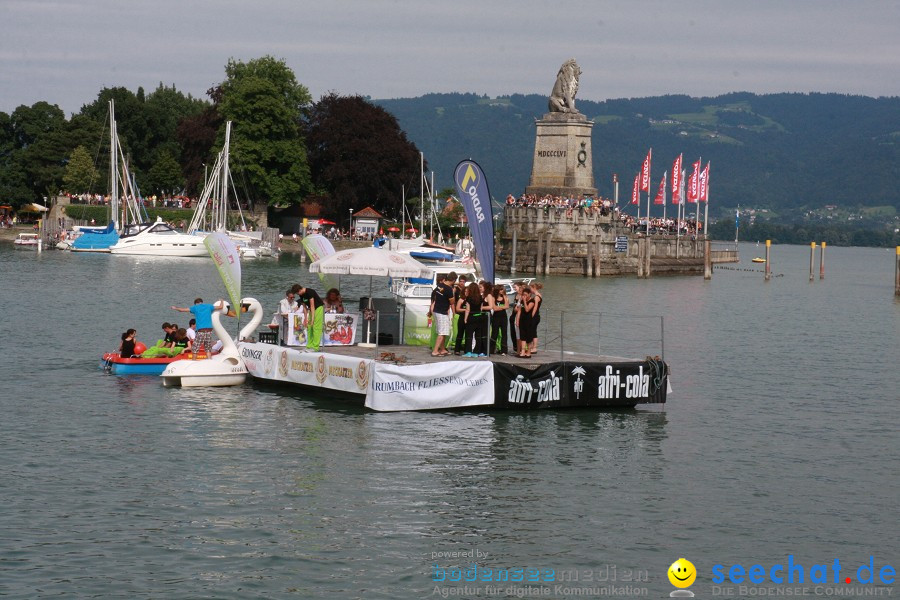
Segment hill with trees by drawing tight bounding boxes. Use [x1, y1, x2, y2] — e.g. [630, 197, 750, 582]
[375, 92, 900, 225]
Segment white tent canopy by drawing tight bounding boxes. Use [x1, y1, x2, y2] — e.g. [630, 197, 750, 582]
[308, 246, 431, 278]
[20, 202, 49, 212]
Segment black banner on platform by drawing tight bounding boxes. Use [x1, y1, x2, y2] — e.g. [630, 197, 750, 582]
[493, 360, 667, 409]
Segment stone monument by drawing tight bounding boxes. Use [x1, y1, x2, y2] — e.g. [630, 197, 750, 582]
[525, 59, 597, 198]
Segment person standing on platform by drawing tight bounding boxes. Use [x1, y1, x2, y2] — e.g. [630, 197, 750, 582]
[296, 285, 324, 351]
[463, 282, 486, 357]
[452, 274, 469, 355]
[516, 286, 535, 358]
[490, 284, 509, 355]
[429, 272, 455, 357]
[509, 282, 523, 352]
[171, 298, 223, 359]
[529, 281, 543, 355]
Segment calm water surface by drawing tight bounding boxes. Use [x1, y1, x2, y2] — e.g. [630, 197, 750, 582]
[0, 243, 897, 599]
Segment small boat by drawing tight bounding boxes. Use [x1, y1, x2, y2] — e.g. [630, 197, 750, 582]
[108, 217, 208, 257]
[100, 352, 202, 375]
[13, 232, 40, 249]
[160, 297, 263, 387]
[752, 257, 766, 263]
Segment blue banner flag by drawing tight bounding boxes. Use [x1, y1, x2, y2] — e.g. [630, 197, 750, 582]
[453, 160, 495, 283]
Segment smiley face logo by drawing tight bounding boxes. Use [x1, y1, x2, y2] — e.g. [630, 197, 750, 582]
[668, 558, 696, 588]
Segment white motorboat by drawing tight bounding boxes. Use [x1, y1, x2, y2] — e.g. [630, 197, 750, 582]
[13, 233, 40, 249]
[108, 218, 208, 257]
[160, 297, 263, 387]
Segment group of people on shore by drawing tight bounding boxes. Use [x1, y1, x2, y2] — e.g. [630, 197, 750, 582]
[428, 272, 543, 359]
[507, 193, 616, 216]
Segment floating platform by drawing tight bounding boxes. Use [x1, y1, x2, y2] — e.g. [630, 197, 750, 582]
[237, 342, 669, 412]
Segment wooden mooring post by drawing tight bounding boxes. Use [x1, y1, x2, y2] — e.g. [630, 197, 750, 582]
[765, 240, 771, 282]
[704, 239, 712, 280]
[809, 242, 816, 282]
[895, 246, 900, 296]
[819, 242, 826, 279]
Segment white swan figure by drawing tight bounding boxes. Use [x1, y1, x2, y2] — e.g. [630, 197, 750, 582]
[161, 297, 263, 387]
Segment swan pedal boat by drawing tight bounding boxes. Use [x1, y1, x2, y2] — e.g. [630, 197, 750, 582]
[160, 297, 263, 387]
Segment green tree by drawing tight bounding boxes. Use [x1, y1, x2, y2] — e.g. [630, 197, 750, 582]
[176, 105, 223, 196]
[306, 93, 422, 219]
[11, 102, 70, 202]
[0, 111, 32, 206]
[63, 145, 100, 193]
[143, 150, 185, 195]
[218, 56, 312, 207]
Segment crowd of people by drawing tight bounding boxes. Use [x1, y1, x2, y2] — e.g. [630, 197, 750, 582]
[507, 193, 616, 216]
[428, 272, 543, 358]
[68, 192, 200, 209]
[507, 193, 705, 236]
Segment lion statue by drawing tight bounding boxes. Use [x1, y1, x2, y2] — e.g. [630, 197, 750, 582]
[548, 58, 582, 114]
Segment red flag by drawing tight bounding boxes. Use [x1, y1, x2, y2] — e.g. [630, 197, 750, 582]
[699, 163, 710, 202]
[640, 149, 652, 191]
[688, 160, 701, 203]
[671, 155, 682, 204]
[654, 172, 667, 204]
[631, 174, 640, 204]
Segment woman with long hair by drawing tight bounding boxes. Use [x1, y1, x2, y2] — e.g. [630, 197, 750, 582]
[516, 286, 535, 358]
[119, 328, 137, 358]
[463, 282, 485, 357]
[490, 284, 509, 355]
[479, 281, 496, 356]
[529, 281, 543, 355]
[509, 282, 522, 352]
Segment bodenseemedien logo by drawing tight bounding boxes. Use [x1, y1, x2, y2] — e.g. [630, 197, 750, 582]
[669, 558, 696, 597]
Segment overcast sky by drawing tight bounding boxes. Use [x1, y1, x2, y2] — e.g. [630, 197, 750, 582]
[2, 0, 899, 116]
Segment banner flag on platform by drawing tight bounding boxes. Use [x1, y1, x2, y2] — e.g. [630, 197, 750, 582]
[301, 233, 338, 289]
[631, 174, 640, 204]
[688, 160, 701, 203]
[453, 160, 495, 284]
[204, 232, 241, 313]
[671, 155, 682, 204]
[654, 172, 667, 205]
[699, 162, 710, 202]
[640, 149, 652, 191]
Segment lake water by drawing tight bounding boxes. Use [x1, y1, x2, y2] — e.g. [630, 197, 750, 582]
[0, 242, 897, 599]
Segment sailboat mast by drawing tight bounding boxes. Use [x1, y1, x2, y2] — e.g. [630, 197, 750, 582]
[220, 122, 231, 231]
[109, 100, 119, 231]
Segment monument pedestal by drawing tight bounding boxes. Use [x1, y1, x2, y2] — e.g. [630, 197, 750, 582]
[525, 113, 597, 198]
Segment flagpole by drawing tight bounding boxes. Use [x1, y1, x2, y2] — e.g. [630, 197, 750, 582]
[645, 150, 652, 236]
[703, 161, 710, 240]
[695, 156, 701, 236]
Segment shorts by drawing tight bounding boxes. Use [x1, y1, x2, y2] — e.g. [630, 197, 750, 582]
[434, 313, 451, 336]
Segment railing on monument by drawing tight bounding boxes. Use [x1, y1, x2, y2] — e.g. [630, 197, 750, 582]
[537, 309, 665, 363]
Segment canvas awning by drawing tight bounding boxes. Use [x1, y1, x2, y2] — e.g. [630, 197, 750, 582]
[19, 202, 49, 212]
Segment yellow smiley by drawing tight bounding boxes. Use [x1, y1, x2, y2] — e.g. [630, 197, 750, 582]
[668, 558, 696, 588]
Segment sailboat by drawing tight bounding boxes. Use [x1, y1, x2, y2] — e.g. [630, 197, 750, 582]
[186, 122, 269, 257]
[71, 100, 143, 252]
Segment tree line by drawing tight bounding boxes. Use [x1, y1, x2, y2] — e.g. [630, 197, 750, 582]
[0, 56, 424, 220]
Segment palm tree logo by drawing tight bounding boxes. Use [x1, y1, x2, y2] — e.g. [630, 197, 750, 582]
[571, 366, 586, 399]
